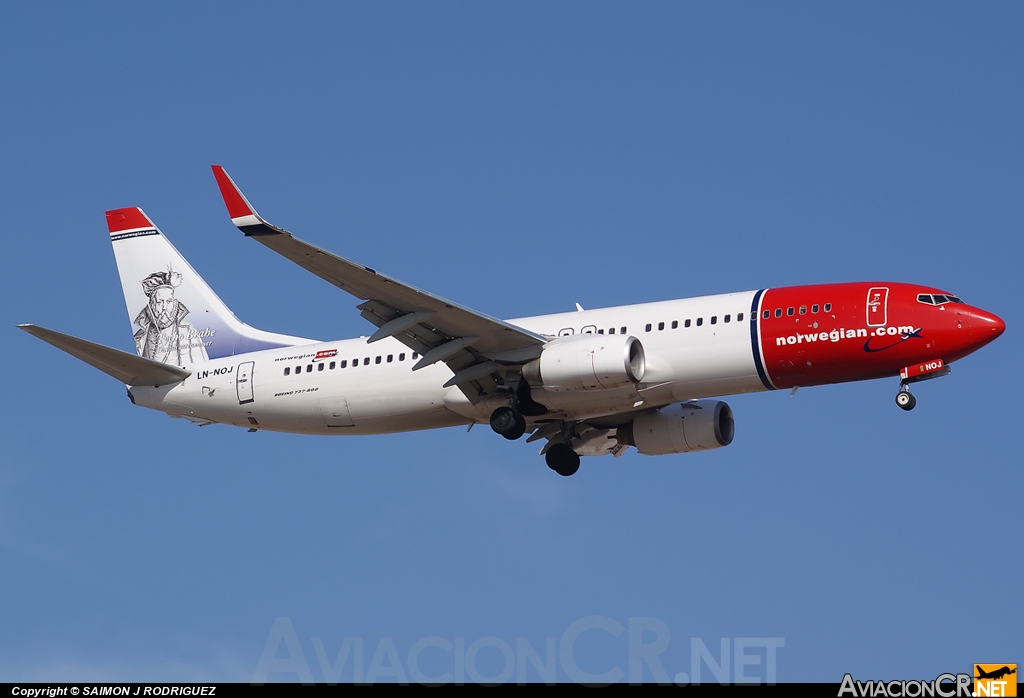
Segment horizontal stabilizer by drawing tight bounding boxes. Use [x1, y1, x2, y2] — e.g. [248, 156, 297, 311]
[18, 324, 191, 386]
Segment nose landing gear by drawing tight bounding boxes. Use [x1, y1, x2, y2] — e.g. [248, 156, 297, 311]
[894, 359, 951, 411]
[895, 387, 916, 411]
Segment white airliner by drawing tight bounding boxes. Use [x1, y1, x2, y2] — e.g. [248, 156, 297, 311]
[19, 167, 1005, 476]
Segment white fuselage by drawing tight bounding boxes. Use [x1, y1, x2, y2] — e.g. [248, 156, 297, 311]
[130, 290, 767, 434]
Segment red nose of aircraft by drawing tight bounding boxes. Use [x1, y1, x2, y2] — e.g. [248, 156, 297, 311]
[970, 307, 1006, 346]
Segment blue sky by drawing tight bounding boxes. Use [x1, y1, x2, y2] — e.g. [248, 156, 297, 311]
[1, 2, 1020, 683]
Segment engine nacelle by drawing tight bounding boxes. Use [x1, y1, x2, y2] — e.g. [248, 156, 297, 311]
[522, 334, 645, 392]
[621, 400, 734, 455]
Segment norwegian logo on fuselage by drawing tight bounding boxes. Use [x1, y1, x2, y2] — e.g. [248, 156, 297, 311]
[774, 325, 922, 353]
[863, 326, 923, 353]
[315, 349, 338, 361]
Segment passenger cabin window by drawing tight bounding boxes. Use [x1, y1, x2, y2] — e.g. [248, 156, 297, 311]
[318, 363, 325, 371]
[658, 322, 665, 331]
[787, 307, 794, 316]
[387, 354, 393, 363]
[375, 356, 381, 364]
[412, 353, 419, 360]
[399, 353, 405, 361]
[824, 303, 832, 312]
[738, 313, 744, 322]
[710, 316, 717, 325]
[364, 357, 370, 366]
[295, 365, 302, 374]
[812, 304, 819, 313]
[775, 308, 782, 318]
[341, 360, 347, 368]
[307, 364, 313, 372]
[645, 323, 652, 332]
[685, 319, 691, 327]
[671, 320, 678, 329]
[763, 310, 770, 319]
[597, 329, 604, 334]
[620, 326, 627, 334]
[329, 361, 336, 370]
[724, 314, 731, 323]
[696, 317, 703, 326]
[608, 327, 615, 334]
[799, 305, 807, 315]
[284, 367, 290, 376]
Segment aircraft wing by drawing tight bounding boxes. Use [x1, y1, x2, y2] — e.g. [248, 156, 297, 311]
[18, 324, 191, 386]
[212, 166, 546, 401]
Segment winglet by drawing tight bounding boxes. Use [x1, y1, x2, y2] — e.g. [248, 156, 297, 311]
[106, 207, 156, 235]
[211, 165, 269, 231]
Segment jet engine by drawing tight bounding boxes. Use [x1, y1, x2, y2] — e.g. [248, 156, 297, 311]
[619, 400, 734, 455]
[522, 333, 645, 392]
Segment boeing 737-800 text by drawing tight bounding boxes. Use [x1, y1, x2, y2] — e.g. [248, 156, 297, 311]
[18, 167, 1006, 476]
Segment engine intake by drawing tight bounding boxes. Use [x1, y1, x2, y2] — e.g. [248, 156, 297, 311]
[620, 400, 734, 455]
[522, 334, 645, 392]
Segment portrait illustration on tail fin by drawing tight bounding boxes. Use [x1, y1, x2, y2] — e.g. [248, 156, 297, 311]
[133, 270, 209, 366]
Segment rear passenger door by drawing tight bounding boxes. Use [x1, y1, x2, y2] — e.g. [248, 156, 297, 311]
[236, 361, 255, 404]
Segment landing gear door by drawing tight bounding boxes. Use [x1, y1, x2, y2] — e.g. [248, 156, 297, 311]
[866, 287, 888, 327]
[236, 361, 255, 404]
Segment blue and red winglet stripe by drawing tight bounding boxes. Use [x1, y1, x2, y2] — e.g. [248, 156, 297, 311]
[211, 165, 282, 236]
[211, 165, 256, 220]
[106, 207, 154, 234]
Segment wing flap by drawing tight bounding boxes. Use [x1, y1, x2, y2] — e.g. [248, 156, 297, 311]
[18, 324, 191, 386]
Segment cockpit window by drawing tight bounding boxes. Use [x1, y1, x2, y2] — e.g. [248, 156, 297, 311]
[918, 293, 965, 305]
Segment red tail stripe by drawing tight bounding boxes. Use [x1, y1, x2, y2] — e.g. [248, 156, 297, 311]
[105, 207, 153, 233]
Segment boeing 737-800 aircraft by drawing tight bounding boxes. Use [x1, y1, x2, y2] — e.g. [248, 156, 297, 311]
[19, 167, 1006, 476]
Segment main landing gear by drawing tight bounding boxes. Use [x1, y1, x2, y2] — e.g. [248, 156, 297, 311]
[544, 443, 580, 477]
[895, 384, 916, 411]
[490, 381, 579, 475]
[489, 378, 546, 441]
[489, 405, 581, 476]
[490, 406, 526, 440]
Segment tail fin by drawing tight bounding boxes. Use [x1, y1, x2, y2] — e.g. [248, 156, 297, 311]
[107, 207, 314, 367]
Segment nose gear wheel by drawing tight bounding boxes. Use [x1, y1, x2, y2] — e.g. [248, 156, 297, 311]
[895, 384, 916, 411]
